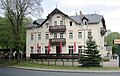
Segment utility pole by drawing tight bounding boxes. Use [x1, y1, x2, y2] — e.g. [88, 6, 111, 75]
[118, 44, 120, 67]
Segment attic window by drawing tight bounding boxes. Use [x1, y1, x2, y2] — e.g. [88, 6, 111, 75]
[57, 16, 60, 18]
[45, 23, 49, 25]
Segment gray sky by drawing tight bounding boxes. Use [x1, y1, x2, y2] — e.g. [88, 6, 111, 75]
[41, 0, 120, 33]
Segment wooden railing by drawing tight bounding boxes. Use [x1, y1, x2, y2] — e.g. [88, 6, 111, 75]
[30, 53, 79, 59]
[49, 38, 66, 45]
[49, 25, 66, 32]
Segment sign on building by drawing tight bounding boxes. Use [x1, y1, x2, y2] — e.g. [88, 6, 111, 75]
[114, 39, 120, 44]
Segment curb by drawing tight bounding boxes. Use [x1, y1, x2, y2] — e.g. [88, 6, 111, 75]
[2, 66, 120, 74]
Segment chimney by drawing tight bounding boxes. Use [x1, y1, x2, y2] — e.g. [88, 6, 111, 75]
[80, 11, 83, 16]
[76, 12, 77, 16]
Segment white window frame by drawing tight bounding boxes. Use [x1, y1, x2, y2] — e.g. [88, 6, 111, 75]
[45, 46, 48, 54]
[31, 34, 34, 40]
[69, 32, 73, 39]
[46, 33, 49, 40]
[54, 21, 57, 25]
[78, 31, 82, 39]
[37, 47, 41, 53]
[54, 33, 57, 38]
[60, 33, 63, 38]
[78, 46, 82, 54]
[60, 21, 63, 25]
[38, 33, 41, 40]
[30, 47, 33, 54]
[68, 46, 73, 54]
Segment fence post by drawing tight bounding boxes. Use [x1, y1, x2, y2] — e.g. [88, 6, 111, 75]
[72, 59, 74, 67]
[55, 59, 56, 65]
[63, 61, 64, 66]
[48, 59, 49, 65]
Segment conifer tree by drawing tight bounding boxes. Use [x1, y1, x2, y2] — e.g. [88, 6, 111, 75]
[80, 31, 101, 67]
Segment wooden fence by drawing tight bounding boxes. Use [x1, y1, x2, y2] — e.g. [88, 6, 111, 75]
[30, 54, 79, 66]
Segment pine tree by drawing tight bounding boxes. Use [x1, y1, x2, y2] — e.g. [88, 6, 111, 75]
[79, 32, 101, 67]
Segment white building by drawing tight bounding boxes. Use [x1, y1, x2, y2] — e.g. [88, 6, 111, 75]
[26, 8, 106, 58]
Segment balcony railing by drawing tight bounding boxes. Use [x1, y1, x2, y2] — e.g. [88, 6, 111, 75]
[49, 25, 66, 32]
[100, 27, 106, 36]
[49, 38, 66, 45]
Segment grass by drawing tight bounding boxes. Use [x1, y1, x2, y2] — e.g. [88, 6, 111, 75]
[0, 60, 120, 71]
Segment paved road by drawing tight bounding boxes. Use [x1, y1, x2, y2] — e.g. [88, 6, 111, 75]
[0, 67, 120, 76]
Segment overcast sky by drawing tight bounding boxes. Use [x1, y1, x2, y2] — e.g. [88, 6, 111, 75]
[41, 0, 120, 33]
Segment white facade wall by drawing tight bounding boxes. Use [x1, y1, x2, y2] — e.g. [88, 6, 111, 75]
[26, 13, 105, 57]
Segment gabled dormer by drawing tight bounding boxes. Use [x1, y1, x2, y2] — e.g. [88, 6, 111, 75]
[81, 16, 89, 25]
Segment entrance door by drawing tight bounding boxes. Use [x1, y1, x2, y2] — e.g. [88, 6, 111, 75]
[56, 46, 60, 54]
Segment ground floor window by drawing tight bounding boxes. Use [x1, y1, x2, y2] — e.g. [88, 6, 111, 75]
[37, 47, 41, 53]
[30, 47, 33, 54]
[68, 46, 73, 54]
[45, 46, 48, 54]
[78, 46, 82, 54]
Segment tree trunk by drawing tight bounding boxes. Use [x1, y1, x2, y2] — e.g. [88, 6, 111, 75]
[8, 48, 12, 61]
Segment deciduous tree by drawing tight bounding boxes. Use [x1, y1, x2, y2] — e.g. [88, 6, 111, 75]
[0, 0, 43, 62]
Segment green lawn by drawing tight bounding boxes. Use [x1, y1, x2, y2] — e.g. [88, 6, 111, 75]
[0, 60, 120, 71]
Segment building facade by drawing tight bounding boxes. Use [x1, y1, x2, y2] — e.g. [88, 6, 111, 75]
[26, 8, 106, 57]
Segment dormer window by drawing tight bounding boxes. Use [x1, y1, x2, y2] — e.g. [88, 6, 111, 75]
[82, 16, 89, 25]
[83, 20, 87, 25]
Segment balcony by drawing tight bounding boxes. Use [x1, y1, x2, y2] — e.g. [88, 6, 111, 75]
[49, 25, 66, 32]
[100, 27, 106, 36]
[49, 38, 66, 45]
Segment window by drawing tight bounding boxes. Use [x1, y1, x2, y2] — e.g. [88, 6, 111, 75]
[88, 30, 92, 37]
[57, 16, 60, 18]
[46, 34, 49, 40]
[31, 34, 34, 40]
[78, 46, 82, 54]
[69, 32, 73, 39]
[70, 21, 72, 26]
[45, 23, 49, 28]
[54, 21, 57, 25]
[30, 47, 33, 54]
[45, 46, 48, 54]
[68, 46, 73, 54]
[38, 33, 41, 40]
[45, 23, 49, 25]
[54, 33, 57, 38]
[60, 33, 63, 38]
[83, 20, 87, 25]
[60, 21, 63, 25]
[37, 47, 41, 53]
[78, 32, 82, 39]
